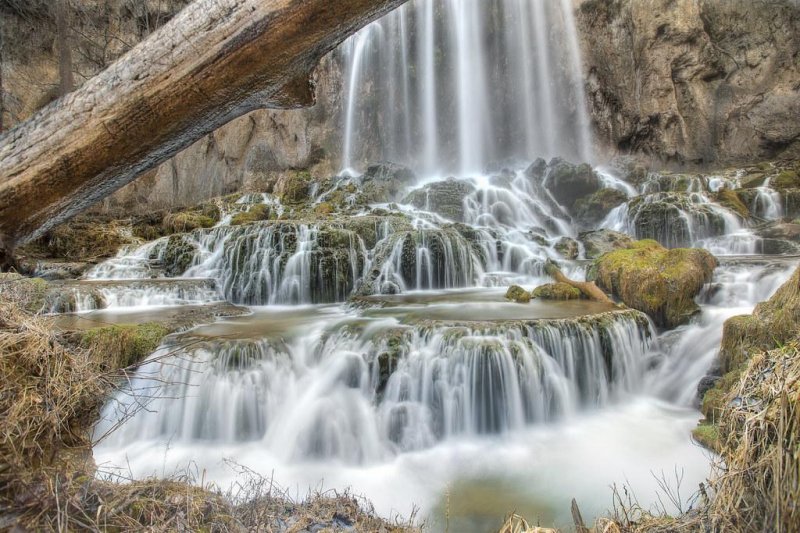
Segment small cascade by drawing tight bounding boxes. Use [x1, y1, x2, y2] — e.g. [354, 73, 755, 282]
[96, 310, 654, 464]
[339, 0, 593, 176]
[47, 279, 223, 313]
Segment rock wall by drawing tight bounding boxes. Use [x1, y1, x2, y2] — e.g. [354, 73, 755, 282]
[576, 0, 800, 166]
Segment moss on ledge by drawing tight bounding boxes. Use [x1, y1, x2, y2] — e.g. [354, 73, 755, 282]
[73, 322, 172, 370]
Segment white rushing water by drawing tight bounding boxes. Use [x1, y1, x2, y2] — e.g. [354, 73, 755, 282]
[73, 1, 800, 530]
[339, 0, 593, 176]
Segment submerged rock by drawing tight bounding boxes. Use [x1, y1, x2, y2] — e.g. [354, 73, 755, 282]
[578, 229, 635, 260]
[531, 283, 582, 301]
[505, 285, 531, 304]
[594, 240, 718, 329]
[402, 178, 476, 222]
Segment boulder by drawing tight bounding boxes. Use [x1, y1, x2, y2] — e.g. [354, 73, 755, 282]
[505, 285, 531, 304]
[541, 157, 602, 209]
[554, 237, 579, 260]
[573, 188, 628, 227]
[578, 230, 634, 260]
[594, 240, 718, 329]
[359, 162, 417, 204]
[531, 283, 583, 301]
[402, 178, 476, 222]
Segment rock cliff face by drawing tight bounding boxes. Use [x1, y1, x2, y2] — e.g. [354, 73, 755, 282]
[576, 0, 800, 165]
[2, 1, 799, 213]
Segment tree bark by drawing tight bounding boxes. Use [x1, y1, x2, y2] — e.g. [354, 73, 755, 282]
[544, 260, 616, 305]
[0, 0, 407, 258]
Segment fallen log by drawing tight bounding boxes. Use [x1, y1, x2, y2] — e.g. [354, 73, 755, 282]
[544, 260, 616, 305]
[0, 0, 407, 262]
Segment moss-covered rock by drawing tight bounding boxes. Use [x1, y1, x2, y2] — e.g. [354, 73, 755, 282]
[573, 188, 628, 227]
[554, 237, 580, 260]
[692, 422, 721, 453]
[505, 285, 531, 304]
[162, 204, 220, 233]
[160, 235, 198, 277]
[594, 240, 718, 328]
[21, 216, 135, 262]
[403, 178, 475, 222]
[531, 283, 582, 301]
[578, 229, 635, 260]
[74, 322, 172, 370]
[541, 157, 602, 209]
[230, 204, 272, 226]
[279, 170, 313, 204]
[771, 168, 800, 190]
[714, 188, 750, 218]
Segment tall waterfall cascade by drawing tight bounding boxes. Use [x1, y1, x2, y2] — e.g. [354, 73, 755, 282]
[37, 1, 797, 530]
[340, 0, 594, 176]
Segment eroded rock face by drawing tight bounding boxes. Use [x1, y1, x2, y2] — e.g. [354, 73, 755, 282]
[541, 158, 602, 210]
[577, 0, 800, 165]
[594, 240, 718, 329]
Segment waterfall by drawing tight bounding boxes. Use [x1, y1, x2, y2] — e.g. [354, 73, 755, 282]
[339, 0, 594, 176]
[96, 310, 654, 464]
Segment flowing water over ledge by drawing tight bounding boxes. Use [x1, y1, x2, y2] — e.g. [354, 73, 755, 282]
[60, 0, 799, 529]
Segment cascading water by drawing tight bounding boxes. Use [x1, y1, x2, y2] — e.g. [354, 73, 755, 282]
[63, 1, 800, 530]
[339, 0, 593, 176]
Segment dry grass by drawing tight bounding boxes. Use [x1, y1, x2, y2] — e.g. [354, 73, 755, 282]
[497, 513, 557, 533]
[708, 340, 800, 532]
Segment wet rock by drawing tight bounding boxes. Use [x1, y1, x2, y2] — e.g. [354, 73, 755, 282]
[578, 229, 635, 260]
[531, 283, 583, 301]
[783, 189, 800, 219]
[628, 192, 729, 248]
[278, 170, 313, 204]
[594, 240, 718, 329]
[554, 237, 580, 260]
[754, 221, 800, 255]
[160, 235, 198, 277]
[402, 178, 476, 222]
[573, 188, 628, 227]
[523, 158, 548, 181]
[505, 285, 531, 304]
[359, 162, 417, 204]
[541, 157, 602, 209]
[713, 188, 750, 218]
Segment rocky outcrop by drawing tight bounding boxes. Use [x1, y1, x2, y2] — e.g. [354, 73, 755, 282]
[403, 178, 475, 222]
[578, 229, 634, 259]
[577, 0, 800, 165]
[593, 240, 718, 328]
[627, 192, 731, 248]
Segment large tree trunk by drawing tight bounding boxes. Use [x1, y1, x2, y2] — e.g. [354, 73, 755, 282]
[0, 0, 407, 262]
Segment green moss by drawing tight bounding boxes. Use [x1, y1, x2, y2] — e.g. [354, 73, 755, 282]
[532, 283, 583, 301]
[230, 204, 271, 226]
[772, 170, 800, 190]
[505, 285, 531, 304]
[692, 423, 722, 453]
[77, 323, 171, 370]
[161, 236, 197, 276]
[163, 211, 216, 233]
[314, 202, 335, 216]
[594, 240, 717, 328]
[715, 188, 750, 218]
[280, 171, 312, 204]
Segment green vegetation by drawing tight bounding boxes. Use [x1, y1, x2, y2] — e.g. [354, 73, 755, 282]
[231, 203, 272, 226]
[74, 322, 172, 370]
[531, 282, 583, 301]
[594, 240, 717, 328]
[505, 285, 531, 303]
[692, 422, 721, 453]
